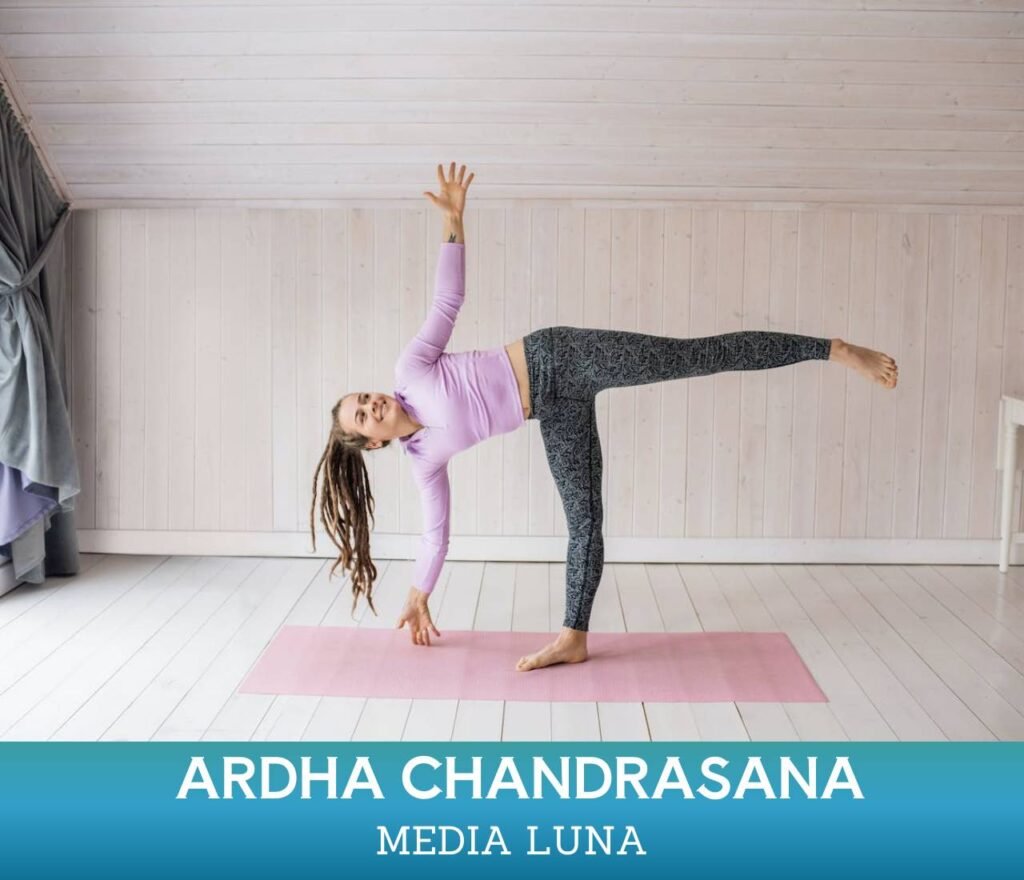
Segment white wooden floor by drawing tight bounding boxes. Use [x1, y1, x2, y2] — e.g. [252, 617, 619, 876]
[1, 553, 1022, 742]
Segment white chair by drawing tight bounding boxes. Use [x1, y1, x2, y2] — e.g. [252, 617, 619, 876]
[998, 394, 1024, 573]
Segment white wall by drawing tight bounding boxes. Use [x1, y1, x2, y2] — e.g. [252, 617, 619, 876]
[65, 205, 1024, 558]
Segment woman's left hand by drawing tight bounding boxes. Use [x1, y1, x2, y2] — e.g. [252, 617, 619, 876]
[423, 162, 473, 218]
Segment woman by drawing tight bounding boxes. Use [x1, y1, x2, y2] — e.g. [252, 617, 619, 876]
[311, 162, 899, 672]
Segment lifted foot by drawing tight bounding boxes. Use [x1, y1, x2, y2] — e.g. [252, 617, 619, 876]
[832, 338, 898, 389]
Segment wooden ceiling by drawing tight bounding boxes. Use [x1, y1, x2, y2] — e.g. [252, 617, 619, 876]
[1, 0, 1021, 210]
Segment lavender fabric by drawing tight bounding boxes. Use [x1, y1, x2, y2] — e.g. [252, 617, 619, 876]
[0, 460, 59, 577]
[394, 242, 525, 594]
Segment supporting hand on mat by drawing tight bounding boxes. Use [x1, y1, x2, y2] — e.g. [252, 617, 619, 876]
[423, 162, 473, 218]
[397, 587, 442, 646]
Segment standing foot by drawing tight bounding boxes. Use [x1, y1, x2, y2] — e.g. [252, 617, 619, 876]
[515, 628, 589, 671]
[831, 338, 898, 389]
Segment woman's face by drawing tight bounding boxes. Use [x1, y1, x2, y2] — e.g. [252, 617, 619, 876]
[338, 391, 401, 447]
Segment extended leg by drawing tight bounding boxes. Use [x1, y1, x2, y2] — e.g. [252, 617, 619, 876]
[547, 326, 832, 398]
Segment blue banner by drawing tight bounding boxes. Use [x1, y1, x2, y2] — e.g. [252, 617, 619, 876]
[0, 742, 1020, 878]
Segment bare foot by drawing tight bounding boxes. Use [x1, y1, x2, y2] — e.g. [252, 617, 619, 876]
[516, 636, 588, 671]
[833, 339, 898, 389]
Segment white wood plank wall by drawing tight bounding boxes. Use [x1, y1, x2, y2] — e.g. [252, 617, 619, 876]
[66, 206, 1024, 550]
[0, 0, 1022, 208]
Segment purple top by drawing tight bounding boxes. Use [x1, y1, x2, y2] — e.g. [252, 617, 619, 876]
[394, 243, 525, 595]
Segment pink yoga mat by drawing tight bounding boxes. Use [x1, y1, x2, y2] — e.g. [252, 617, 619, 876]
[239, 627, 827, 703]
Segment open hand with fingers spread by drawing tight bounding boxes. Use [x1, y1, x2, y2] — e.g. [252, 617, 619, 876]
[396, 586, 442, 646]
[423, 162, 474, 218]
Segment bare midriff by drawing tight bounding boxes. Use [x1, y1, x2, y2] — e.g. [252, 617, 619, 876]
[504, 338, 532, 420]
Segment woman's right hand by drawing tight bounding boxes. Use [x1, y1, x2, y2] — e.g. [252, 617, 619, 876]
[396, 587, 442, 646]
[423, 162, 473, 218]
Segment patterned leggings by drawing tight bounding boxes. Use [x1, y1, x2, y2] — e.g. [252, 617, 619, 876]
[522, 326, 832, 632]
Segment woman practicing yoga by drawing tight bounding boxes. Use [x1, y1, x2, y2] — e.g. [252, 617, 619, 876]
[310, 162, 899, 672]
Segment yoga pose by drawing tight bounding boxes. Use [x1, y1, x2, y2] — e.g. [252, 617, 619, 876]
[310, 162, 899, 672]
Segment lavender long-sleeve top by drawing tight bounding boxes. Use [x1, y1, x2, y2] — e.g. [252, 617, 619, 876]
[395, 243, 526, 595]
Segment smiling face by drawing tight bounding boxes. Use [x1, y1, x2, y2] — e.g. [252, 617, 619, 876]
[337, 391, 402, 447]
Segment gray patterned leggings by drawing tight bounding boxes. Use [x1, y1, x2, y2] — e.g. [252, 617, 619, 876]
[522, 326, 832, 632]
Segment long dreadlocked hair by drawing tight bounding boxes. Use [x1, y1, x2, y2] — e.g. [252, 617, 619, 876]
[310, 395, 391, 618]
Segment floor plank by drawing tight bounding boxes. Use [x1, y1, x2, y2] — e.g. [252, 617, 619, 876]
[7, 555, 1022, 741]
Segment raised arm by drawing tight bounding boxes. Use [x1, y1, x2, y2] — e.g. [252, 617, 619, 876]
[395, 163, 473, 382]
[424, 161, 472, 243]
[444, 212, 464, 244]
[394, 242, 465, 382]
[393, 166, 473, 383]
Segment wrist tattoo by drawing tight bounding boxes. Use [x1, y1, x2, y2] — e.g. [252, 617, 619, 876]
[447, 232, 458, 243]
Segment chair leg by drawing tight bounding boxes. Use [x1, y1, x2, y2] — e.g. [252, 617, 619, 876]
[999, 422, 1019, 573]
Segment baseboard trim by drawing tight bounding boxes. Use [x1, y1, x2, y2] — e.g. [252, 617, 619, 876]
[75, 530, 1023, 567]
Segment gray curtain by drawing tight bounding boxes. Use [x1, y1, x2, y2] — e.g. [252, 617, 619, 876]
[0, 83, 78, 594]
